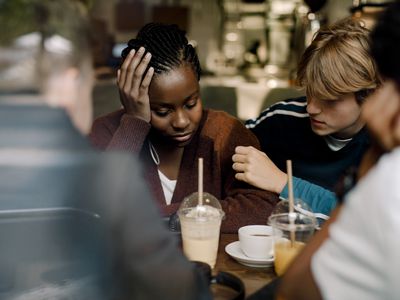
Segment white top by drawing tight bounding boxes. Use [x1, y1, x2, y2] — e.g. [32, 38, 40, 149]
[324, 135, 352, 151]
[158, 170, 177, 205]
[311, 148, 400, 300]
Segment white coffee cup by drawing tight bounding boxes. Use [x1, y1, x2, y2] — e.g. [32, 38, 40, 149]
[238, 225, 274, 259]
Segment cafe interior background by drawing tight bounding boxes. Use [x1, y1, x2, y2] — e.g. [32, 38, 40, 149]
[0, 0, 392, 298]
[0, 0, 389, 122]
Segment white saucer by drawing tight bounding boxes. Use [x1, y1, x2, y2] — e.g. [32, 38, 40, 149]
[225, 241, 274, 268]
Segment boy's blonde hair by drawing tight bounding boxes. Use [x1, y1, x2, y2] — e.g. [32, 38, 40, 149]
[297, 18, 380, 103]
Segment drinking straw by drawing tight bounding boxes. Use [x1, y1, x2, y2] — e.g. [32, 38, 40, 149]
[286, 160, 295, 247]
[198, 157, 203, 206]
[287, 160, 294, 214]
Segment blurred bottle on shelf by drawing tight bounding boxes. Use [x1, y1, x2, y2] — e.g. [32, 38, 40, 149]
[265, 0, 327, 81]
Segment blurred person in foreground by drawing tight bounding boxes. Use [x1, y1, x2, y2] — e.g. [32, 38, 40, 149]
[233, 18, 380, 217]
[276, 1, 400, 299]
[89, 22, 279, 233]
[0, 1, 210, 299]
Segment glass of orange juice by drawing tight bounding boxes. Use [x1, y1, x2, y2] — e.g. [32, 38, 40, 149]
[269, 212, 316, 276]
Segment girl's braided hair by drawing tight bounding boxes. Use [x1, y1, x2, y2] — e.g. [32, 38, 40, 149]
[121, 23, 201, 80]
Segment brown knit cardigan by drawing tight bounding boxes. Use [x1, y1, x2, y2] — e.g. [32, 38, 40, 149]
[89, 109, 279, 233]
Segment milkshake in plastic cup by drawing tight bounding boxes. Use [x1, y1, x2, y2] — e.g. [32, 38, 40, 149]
[269, 212, 316, 276]
[178, 192, 225, 268]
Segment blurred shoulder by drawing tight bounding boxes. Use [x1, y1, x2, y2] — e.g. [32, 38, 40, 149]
[373, 148, 400, 178]
[92, 109, 125, 128]
[350, 147, 400, 207]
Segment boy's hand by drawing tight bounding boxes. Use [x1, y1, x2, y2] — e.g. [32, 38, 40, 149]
[232, 146, 288, 194]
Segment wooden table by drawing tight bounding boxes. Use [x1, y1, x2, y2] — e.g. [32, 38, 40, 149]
[212, 234, 277, 299]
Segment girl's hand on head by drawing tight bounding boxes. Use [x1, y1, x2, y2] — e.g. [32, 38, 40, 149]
[232, 146, 288, 194]
[117, 47, 154, 123]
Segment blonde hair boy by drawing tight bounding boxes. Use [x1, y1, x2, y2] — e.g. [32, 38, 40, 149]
[298, 18, 380, 104]
[234, 18, 380, 217]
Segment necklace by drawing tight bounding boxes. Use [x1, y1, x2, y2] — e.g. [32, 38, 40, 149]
[148, 141, 160, 165]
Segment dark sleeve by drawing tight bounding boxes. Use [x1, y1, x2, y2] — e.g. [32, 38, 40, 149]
[96, 153, 212, 300]
[217, 119, 280, 233]
[245, 98, 307, 156]
[89, 114, 151, 153]
[246, 114, 280, 158]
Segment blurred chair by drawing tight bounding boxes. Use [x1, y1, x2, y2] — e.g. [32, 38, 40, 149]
[200, 85, 238, 119]
[261, 87, 305, 111]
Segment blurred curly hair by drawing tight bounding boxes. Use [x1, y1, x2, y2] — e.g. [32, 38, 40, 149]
[371, 0, 400, 88]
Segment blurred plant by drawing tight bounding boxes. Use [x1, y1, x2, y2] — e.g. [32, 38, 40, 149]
[0, 0, 92, 45]
[0, 0, 93, 94]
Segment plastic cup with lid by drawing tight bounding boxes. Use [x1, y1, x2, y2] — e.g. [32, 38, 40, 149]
[177, 192, 225, 268]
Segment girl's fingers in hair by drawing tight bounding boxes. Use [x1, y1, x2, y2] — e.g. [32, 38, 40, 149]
[132, 52, 152, 93]
[118, 49, 135, 88]
[124, 47, 146, 93]
[140, 67, 154, 94]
